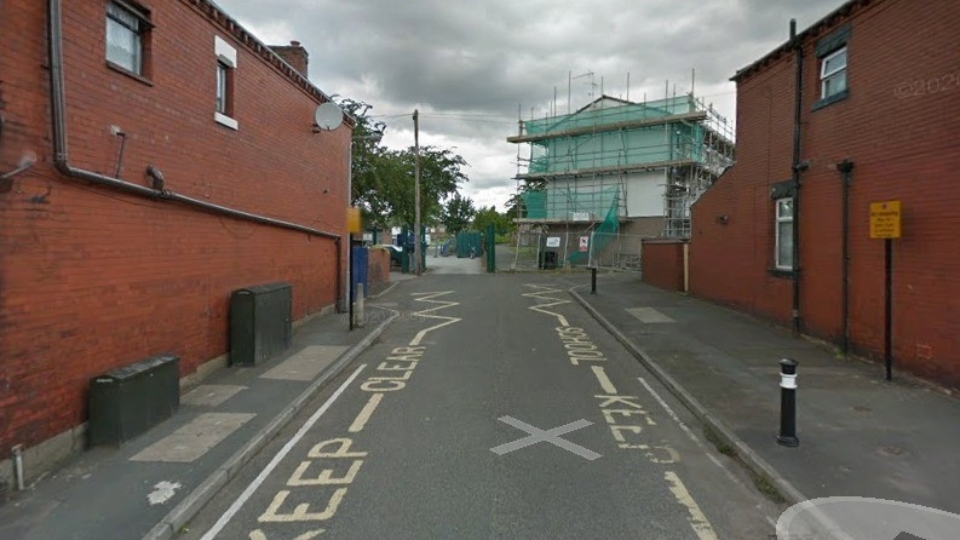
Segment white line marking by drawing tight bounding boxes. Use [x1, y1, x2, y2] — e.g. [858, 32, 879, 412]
[639, 377, 743, 480]
[348, 393, 383, 433]
[409, 291, 462, 346]
[199, 365, 367, 540]
[664, 471, 720, 540]
[249, 530, 323, 540]
[591, 366, 618, 394]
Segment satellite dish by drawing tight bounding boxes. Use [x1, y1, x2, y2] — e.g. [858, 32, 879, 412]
[314, 102, 344, 131]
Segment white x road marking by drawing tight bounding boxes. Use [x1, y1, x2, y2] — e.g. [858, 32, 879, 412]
[491, 416, 601, 460]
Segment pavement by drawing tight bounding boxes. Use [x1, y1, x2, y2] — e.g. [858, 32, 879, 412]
[0, 287, 402, 540]
[568, 271, 960, 517]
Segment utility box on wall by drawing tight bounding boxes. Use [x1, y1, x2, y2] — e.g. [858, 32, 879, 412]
[88, 354, 180, 447]
[230, 282, 293, 366]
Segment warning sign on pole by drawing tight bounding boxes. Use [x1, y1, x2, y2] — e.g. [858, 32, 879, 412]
[579, 236, 589, 252]
[870, 201, 902, 239]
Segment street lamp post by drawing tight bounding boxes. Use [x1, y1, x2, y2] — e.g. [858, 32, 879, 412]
[413, 109, 422, 276]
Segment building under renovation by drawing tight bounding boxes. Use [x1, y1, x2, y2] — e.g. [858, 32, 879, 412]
[507, 93, 735, 267]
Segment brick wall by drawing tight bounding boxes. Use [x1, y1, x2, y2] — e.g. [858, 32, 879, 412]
[0, 0, 350, 459]
[641, 240, 686, 292]
[367, 248, 392, 296]
[690, 0, 960, 389]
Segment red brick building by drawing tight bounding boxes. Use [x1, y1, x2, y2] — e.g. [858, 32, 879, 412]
[689, 0, 960, 389]
[0, 0, 351, 482]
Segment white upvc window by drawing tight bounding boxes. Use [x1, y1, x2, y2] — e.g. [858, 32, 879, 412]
[214, 36, 238, 130]
[775, 198, 794, 270]
[820, 47, 848, 99]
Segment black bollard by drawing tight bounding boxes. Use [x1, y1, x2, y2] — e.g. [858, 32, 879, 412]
[777, 358, 799, 447]
[591, 267, 597, 294]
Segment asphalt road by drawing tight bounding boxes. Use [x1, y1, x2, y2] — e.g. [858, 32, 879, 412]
[178, 273, 783, 539]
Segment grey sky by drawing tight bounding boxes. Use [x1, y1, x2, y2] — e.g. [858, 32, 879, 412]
[216, 0, 843, 210]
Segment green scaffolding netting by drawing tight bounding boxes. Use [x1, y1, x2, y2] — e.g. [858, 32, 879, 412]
[568, 191, 620, 266]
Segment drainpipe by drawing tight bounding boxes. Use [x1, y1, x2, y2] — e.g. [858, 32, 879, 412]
[837, 159, 855, 355]
[790, 19, 805, 336]
[48, 0, 343, 309]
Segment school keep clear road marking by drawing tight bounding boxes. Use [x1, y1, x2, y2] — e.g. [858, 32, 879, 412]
[348, 393, 383, 433]
[199, 365, 367, 540]
[522, 285, 571, 327]
[591, 366, 618, 394]
[409, 292, 462, 346]
[665, 471, 720, 540]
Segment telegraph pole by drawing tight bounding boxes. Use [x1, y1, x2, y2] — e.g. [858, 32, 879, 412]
[413, 109, 422, 276]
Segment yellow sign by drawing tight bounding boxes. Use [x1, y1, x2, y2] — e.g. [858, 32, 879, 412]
[870, 200, 902, 239]
[347, 207, 362, 234]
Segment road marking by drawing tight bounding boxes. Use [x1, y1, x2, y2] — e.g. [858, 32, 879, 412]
[409, 292, 462, 346]
[199, 365, 367, 540]
[664, 471, 720, 540]
[491, 416, 601, 460]
[626, 307, 676, 323]
[147, 481, 182, 505]
[260, 346, 348, 382]
[591, 366, 618, 394]
[182, 384, 247, 407]
[249, 530, 323, 540]
[522, 285, 571, 327]
[349, 393, 383, 433]
[638, 377, 731, 472]
[130, 413, 255, 462]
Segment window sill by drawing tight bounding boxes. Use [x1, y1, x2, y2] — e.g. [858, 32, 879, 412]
[106, 61, 153, 86]
[215, 112, 239, 131]
[812, 89, 849, 111]
[769, 268, 796, 279]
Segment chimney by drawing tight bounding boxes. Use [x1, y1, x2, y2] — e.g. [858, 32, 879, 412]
[270, 40, 309, 78]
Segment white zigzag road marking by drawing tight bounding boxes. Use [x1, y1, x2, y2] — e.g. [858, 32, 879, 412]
[409, 291, 462, 346]
[522, 284, 571, 327]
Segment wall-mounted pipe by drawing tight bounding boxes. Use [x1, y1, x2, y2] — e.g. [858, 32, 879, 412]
[837, 159, 855, 355]
[48, 0, 343, 306]
[790, 19, 806, 336]
[12, 445, 24, 491]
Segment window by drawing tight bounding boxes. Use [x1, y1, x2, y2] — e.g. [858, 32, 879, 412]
[813, 23, 851, 110]
[106, 1, 149, 76]
[216, 61, 230, 115]
[214, 36, 238, 130]
[821, 47, 848, 99]
[775, 198, 794, 270]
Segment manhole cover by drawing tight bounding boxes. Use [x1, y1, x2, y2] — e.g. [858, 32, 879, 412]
[878, 446, 905, 457]
[853, 405, 872, 412]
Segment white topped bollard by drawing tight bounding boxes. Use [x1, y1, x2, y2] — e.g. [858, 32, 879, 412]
[777, 358, 799, 447]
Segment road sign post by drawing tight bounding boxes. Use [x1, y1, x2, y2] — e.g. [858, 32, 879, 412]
[870, 201, 901, 381]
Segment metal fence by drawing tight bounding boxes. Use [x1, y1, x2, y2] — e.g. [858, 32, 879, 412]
[497, 231, 649, 273]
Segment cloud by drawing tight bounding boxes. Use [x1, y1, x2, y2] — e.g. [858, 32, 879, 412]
[217, 0, 845, 210]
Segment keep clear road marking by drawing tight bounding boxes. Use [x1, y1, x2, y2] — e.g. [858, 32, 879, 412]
[522, 284, 571, 327]
[409, 291, 462, 346]
[665, 471, 721, 540]
[199, 365, 367, 540]
[591, 366, 618, 394]
[348, 393, 383, 433]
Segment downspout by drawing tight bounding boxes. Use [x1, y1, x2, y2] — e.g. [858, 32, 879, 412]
[837, 159, 855, 355]
[48, 0, 343, 308]
[790, 19, 805, 336]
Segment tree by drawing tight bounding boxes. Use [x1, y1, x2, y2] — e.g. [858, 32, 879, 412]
[334, 96, 470, 229]
[443, 194, 476, 234]
[473, 205, 514, 235]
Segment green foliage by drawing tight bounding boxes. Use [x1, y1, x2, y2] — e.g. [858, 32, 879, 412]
[442, 194, 476, 234]
[472, 205, 514, 235]
[335, 96, 469, 228]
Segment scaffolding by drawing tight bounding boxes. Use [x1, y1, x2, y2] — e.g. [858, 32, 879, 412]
[509, 91, 735, 238]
